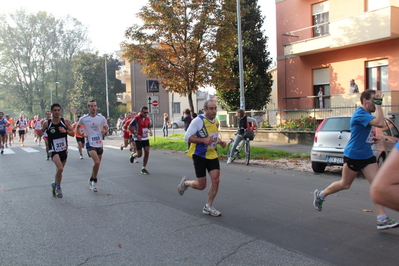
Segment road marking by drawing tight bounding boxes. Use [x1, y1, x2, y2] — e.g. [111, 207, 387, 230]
[68, 146, 79, 151]
[103, 145, 122, 150]
[21, 147, 40, 153]
[2, 148, 15, 154]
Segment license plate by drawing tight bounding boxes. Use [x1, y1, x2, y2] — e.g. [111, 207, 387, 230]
[327, 156, 344, 164]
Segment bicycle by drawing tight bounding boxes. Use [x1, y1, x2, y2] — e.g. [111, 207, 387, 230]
[225, 130, 254, 166]
[105, 127, 118, 140]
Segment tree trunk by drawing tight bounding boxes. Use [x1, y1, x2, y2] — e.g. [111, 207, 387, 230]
[188, 92, 195, 114]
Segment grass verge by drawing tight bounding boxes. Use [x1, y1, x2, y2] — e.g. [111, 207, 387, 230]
[150, 134, 310, 160]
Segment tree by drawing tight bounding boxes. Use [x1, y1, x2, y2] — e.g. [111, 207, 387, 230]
[0, 10, 89, 116]
[122, 0, 221, 113]
[212, 0, 273, 111]
[70, 52, 124, 120]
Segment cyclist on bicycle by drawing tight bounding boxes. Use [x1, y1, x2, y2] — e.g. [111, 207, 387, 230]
[227, 109, 258, 164]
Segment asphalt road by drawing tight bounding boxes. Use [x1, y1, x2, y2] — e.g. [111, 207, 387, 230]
[1, 132, 398, 265]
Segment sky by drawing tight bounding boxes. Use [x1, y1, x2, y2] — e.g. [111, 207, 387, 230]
[2, 0, 277, 61]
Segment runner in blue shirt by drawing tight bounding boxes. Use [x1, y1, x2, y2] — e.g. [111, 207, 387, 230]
[313, 90, 399, 230]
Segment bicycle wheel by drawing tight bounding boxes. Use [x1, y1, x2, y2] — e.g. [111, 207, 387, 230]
[106, 129, 117, 140]
[244, 140, 250, 165]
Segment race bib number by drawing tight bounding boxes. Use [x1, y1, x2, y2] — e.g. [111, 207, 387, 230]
[142, 128, 148, 138]
[208, 132, 218, 148]
[53, 138, 67, 152]
[0, 125, 4, 131]
[366, 127, 375, 143]
[88, 133, 102, 146]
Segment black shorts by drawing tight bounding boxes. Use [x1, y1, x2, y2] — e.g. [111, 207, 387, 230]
[76, 137, 85, 144]
[86, 146, 104, 157]
[192, 154, 220, 178]
[51, 150, 68, 163]
[344, 156, 376, 172]
[0, 132, 5, 136]
[18, 130, 25, 136]
[135, 139, 150, 150]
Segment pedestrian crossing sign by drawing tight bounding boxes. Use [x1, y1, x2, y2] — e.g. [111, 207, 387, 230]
[147, 80, 160, 93]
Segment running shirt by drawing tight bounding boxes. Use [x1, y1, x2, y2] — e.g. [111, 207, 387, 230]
[47, 118, 68, 153]
[130, 115, 152, 141]
[344, 107, 375, 160]
[16, 119, 27, 131]
[33, 119, 42, 130]
[6, 118, 13, 132]
[186, 115, 219, 159]
[73, 122, 84, 138]
[78, 114, 107, 148]
[0, 118, 10, 133]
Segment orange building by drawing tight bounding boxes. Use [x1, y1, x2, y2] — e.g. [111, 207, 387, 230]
[276, 0, 399, 114]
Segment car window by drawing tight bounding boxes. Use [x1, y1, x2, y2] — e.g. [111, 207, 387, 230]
[387, 120, 399, 138]
[382, 120, 391, 136]
[321, 117, 351, 131]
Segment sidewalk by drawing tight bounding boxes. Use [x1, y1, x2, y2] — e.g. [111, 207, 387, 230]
[250, 140, 312, 155]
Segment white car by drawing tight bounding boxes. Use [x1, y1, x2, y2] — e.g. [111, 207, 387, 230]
[311, 116, 399, 173]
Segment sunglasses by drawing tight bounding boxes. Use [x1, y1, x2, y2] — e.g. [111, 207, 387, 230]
[143, 112, 149, 114]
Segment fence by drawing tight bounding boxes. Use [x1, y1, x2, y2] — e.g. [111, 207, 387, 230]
[265, 105, 399, 131]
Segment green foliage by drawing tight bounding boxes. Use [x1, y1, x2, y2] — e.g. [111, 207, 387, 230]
[213, 0, 273, 111]
[276, 116, 316, 131]
[258, 120, 271, 128]
[122, 0, 220, 113]
[0, 10, 90, 117]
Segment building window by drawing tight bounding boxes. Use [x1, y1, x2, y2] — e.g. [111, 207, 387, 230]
[366, 59, 388, 91]
[173, 102, 181, 114]
[313, 68, 330, 108]
[312, 1, 329, 37]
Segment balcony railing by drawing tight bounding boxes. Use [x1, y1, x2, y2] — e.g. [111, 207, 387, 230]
[116, 92, 131, 102]
[282, 6, 399, 56]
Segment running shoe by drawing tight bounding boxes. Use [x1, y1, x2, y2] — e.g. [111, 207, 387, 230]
[202, 205, 222, 217]
[129, 153, 134, 163]
[56, 187, 63, 198]
[177, 177, 188, 196]
[88, 178, 93, 191]
[134, 159, 139, 163]
[51, 182, 56, 197]
[46, 156, 50, 161]
[92, 181, 98, 192]
[141, 168, 150, 175]
[377, 218, 399, 230]
[226, 157, 232, 164]
[80, 155, 83, 160]
[313, 189, 324, 211]
[1, 149, 3, 155]
[120, 144, 123, 150]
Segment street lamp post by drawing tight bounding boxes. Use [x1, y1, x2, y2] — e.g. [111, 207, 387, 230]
[52, 82, 60, 107]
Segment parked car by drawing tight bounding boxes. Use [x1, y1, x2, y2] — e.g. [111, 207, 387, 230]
[171, 120, 184, 129]
[311, 116, 399, 173]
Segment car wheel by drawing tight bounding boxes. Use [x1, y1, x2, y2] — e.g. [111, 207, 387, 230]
[312, 162, 326, 173]
[377, 154, 385, 168]
[173, 123, 178, 129]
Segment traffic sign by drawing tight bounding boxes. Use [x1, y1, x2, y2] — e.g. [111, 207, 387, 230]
[147, 95, 159, 114]
[71, 108, 77, 114]
[147, 80, 160, 93]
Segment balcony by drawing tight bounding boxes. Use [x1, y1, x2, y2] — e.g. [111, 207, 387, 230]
[116, 92, 131, 103]
[115, 68, 130, 82]
[283, 6, 399, 56]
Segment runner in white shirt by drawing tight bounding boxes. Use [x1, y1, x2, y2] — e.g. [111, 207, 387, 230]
[77, 100, 108, 192]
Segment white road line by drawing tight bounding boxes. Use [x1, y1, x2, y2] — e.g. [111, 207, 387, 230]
[21, 147, 41, 153]
[103, 145, 122, 150]
[2, 148, 15, 154]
